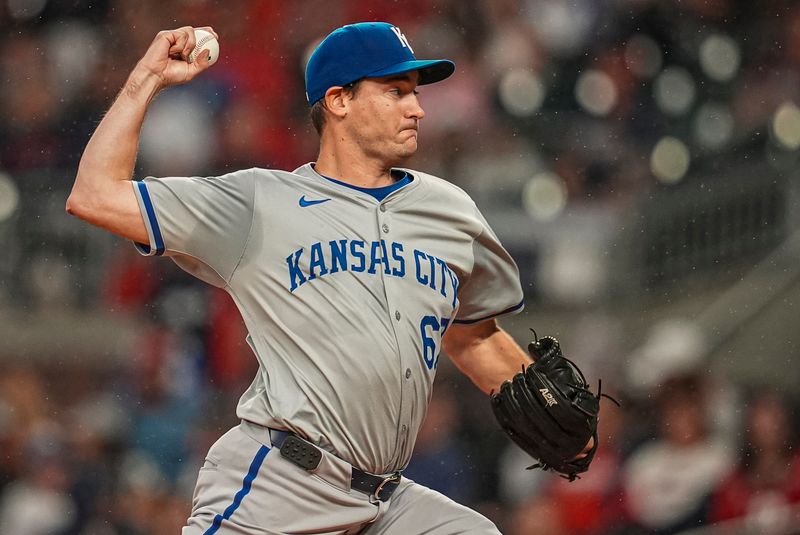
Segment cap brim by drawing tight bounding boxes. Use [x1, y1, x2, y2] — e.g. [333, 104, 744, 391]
[367, 59, 455, 86]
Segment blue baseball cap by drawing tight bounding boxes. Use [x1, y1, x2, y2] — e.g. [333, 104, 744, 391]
[305, 22, 455, 105]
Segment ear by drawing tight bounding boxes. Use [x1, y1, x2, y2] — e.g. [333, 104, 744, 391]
[323, 86, 349, 119]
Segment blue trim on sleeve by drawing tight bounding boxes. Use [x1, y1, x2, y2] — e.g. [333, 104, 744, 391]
[136, 181, 165, 256]
[453, 299, 525, 324]
[203, 445, 270, 535]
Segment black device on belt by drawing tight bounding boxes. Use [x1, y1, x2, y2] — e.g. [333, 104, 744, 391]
[269, 429, 401, 502]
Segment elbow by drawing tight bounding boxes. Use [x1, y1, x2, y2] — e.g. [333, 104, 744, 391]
[65, 191, 84, 218]
[65, 193, 78, 216]
[65, 185, 95, 221]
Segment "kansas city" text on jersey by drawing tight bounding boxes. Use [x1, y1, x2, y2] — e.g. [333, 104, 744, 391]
[286, 239, 458, 307]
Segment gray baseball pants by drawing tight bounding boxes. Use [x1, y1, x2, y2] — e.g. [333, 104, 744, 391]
[182, 421, 501, 535]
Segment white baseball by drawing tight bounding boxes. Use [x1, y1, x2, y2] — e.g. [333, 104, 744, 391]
[188, 29, 219, 65]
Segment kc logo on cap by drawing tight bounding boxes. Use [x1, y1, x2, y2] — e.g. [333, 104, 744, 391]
[304, 22, 455, 105]
[389, 26, 414, 53]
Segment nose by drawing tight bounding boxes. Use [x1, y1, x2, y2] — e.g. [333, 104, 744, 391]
[406, 93, 425, 121]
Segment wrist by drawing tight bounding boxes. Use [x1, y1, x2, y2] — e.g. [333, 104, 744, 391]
[123, 66, 164, 103]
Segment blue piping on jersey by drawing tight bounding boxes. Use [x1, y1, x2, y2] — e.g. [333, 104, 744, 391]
[203, 445, 270, 535]
[321, 172, 412, 202]
[453, 299, 525, 324]
[136, 181, 165, 256]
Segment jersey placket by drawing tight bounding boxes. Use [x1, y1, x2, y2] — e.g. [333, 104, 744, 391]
[374, 199, 415, 466]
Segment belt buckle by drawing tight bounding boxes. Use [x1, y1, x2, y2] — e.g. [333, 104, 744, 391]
[372, 472, 401, 501]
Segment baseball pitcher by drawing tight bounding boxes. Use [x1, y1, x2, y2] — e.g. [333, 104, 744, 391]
[67, 22, 601, 534]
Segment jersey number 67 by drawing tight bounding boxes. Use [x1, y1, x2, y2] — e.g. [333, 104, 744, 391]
[419, 315, 451, 370]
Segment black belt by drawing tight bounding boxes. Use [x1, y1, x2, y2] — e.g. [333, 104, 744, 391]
[269, 429, 401, 502]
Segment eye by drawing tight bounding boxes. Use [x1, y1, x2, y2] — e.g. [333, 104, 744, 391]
[387, 86, 419, 97]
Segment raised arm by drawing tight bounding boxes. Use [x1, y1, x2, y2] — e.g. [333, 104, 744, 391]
[441, 319, 530, 394]
[66, 26, 217, 243]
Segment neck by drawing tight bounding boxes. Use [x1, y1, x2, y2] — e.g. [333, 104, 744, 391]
[315, 134, 398, 188]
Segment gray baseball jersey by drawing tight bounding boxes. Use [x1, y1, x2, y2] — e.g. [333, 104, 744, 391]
[132, 162, 523, 475]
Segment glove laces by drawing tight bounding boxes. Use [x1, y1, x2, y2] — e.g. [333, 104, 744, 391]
[529, 329, 621, 414]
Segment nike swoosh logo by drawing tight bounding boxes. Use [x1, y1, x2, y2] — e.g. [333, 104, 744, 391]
[299, 195, 331, 207]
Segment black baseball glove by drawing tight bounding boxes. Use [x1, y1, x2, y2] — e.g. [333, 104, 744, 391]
[490, 331, 617, 481]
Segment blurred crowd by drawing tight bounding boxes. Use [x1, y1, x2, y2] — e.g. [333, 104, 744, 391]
[2, 0, 800, 534]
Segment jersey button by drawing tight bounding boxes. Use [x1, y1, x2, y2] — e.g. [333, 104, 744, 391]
[379, 204, 387, 212]
[405, 368, 411, 379]
[401, 425, 408, 433]
[382, 223, 390, 233]
[395, 310, 401, 321]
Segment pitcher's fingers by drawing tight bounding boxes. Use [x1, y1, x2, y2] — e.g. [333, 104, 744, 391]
[156, 29, 181, 58]
[165, 27, 193, 59]
[178, 26, 197, 61]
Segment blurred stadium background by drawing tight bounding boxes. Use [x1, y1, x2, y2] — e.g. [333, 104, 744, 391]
[2, 0, 800, 533]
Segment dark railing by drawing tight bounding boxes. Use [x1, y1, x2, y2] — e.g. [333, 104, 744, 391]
[625, 162, 788, 291]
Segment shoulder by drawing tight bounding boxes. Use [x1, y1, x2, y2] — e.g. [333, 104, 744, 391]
[401, 168, 494, 238]
[401, 167, 479, 211]
[248, 164, 325, 186]
[244, 167, 309, 196]
[247, 167, 296, 182]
